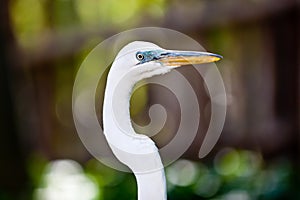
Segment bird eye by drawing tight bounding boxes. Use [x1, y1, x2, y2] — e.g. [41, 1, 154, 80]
[136, 53, 144, 61]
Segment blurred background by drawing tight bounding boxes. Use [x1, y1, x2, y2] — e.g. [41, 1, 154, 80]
[0, 0, 299, 199]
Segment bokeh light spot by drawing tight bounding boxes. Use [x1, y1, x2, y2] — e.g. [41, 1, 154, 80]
[166, 159, 198, 187]
[222, 190, 251, 200]
[236, 150, 262, 177]
[34, 159, 99, 200]
[193, 173, 221, 198]
[214, 148, 240, 176]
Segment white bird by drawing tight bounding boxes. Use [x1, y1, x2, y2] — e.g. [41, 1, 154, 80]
[102, 41, 222, 200]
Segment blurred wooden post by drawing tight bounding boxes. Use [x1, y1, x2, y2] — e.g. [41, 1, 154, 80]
[270, 7, 299, 161]
[0, 0, 28, 197]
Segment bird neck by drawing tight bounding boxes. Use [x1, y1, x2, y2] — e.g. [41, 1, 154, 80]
[135, 170, 167, 200]
[103, 69, 167, 200]
[103, 70, 136, 136]
[103, 69, 158, 153]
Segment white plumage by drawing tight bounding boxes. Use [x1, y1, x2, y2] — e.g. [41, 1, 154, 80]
[102, 41, 221, 200]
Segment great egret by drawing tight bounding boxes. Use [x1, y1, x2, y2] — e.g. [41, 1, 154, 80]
[103, 41, 222, 200]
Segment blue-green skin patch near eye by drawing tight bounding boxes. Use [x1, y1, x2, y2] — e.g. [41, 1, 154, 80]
[136, 50, 164, 64]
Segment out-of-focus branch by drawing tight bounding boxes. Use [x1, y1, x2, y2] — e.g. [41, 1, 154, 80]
[163, 0, 297, 31]
[19, 28, 117, 68]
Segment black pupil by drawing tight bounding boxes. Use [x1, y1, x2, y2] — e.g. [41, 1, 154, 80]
[137, 54, 143, 60]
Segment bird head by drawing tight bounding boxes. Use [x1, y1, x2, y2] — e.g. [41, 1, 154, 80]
[110, 41, 222, 82]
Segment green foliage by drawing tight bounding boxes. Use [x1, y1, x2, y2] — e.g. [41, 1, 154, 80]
[10, 0, 166, 47]
[75, 0, 166, 27]
[10, 0, 46, 46]
[27, 149, 297, 200]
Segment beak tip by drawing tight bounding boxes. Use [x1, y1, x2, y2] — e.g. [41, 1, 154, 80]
[214, 54, 223, 61]
[211, 54, 222, 63]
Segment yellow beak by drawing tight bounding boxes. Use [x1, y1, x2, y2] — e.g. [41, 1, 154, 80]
[157, 51, 222, 67]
